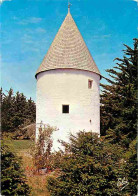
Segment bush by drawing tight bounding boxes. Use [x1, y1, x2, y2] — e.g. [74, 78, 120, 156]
[31, 125, 57, 173]
[47, 131, 127, 196]
[1, 141, 31, 195]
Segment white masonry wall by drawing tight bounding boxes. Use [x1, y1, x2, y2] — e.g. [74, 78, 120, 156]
[36, 69, 100, 151]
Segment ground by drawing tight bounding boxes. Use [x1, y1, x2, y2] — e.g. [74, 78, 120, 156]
[11, 140, 50, 196]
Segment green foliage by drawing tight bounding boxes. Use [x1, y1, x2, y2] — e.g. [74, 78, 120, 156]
[123, 139, 137, 195]
[1, 141, 31, 195]
[100, 38, 137, 147]
[47, 132, 126, 196]
[100, 38, 138, 195]
[101, 39, 138, 195]
[1, 88, 36, 134]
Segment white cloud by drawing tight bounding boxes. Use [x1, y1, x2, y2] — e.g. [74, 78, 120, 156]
[91, 34, 111, 40]
[22, 34, 33, 44]
[133, 0, 138, 2]
[0, 0, 11, 4]
[36, 27, 46, 33]
[17, 17, 42, 25]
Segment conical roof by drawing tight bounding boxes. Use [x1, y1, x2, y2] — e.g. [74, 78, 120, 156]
[35, 11, 100, 78]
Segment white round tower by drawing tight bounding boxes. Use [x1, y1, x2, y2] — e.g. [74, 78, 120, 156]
[35, 9, 101, 150]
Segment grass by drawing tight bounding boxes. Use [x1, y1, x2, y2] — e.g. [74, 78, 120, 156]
[11, 139, 50, 196]
[11, 140, 34, 152]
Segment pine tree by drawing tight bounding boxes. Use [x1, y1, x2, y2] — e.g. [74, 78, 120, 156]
[100, 39, 137, 194]
[123, 139, 137, 195]
[25, 97, 36, 123]
[1, 88, 15, 132]
[12, 92, 27, 129]
[1, 142, 30, 195]
[100, 38, 137, 147]
[47, 132, 125, 196]
[1, 88, 36, 134]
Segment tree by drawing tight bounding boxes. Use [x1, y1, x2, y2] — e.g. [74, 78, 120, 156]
[1, 142, 30, 195]
[25, 97, 36, 123]
[47, 132, 126, 196]
[100, 38, 137, 147]
[1, 88, 15, 132]
[12, 92, 27, 129]
[123, 139, 137, 195]
[1, 88, 36, 134]
[100, 38, 137, 195]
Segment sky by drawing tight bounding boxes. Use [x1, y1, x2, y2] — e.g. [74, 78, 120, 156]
[1, 0, 138, 101]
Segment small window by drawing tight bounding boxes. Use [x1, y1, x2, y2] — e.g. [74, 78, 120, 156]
[88, 80, 93, 89]
[62, 105, 69, 113]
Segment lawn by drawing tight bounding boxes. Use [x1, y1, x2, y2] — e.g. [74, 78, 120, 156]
[11, 140, 50, 196]
[11, 139, 34, 152]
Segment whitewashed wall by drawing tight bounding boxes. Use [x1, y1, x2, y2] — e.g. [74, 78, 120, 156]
[36, 69, 100, 151]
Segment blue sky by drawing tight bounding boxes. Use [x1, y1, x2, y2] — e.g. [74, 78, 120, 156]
[1, 0, 138, 101]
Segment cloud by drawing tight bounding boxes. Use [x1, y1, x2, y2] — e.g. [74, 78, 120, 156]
[91, 34, 111, 40]
[20, 29, 49, 53]
[21, 28, 47, 44]
[133, 0, 138, 2]
[35, 28, 46, 33]
[22, 34, 33, 44]
[0, 0, 11, 4]
[17, 17, 42, 25]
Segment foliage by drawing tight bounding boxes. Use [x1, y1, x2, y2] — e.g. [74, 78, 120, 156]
[100, 39, 137, 195]
[123, 139, 137, 195]
[1, 88, 36, 134]
[100, 38, 137, 147]
[49, 151, 65, 170]
[47, 132, 127, 196]
[13, 123, 36, 140]
[32, 125, 57, 172]
[1, 141, 31, 195]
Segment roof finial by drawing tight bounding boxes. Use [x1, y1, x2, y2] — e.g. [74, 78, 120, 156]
[68, 0, 71, 13]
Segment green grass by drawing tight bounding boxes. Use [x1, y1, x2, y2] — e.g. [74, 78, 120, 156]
[10, 140, 34, 153]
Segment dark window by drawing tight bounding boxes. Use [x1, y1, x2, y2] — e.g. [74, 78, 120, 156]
[88, 80, 93, 89]
[62, 105, 69, 113]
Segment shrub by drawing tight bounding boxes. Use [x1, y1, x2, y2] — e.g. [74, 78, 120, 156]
[1, 141, 31, 195]
[47, 132, 128, 196]
[31, 125, 57, 173]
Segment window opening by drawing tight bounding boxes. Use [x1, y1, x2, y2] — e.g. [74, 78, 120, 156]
[62, 105, 69, 113]
[88, 80, 93, 89]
